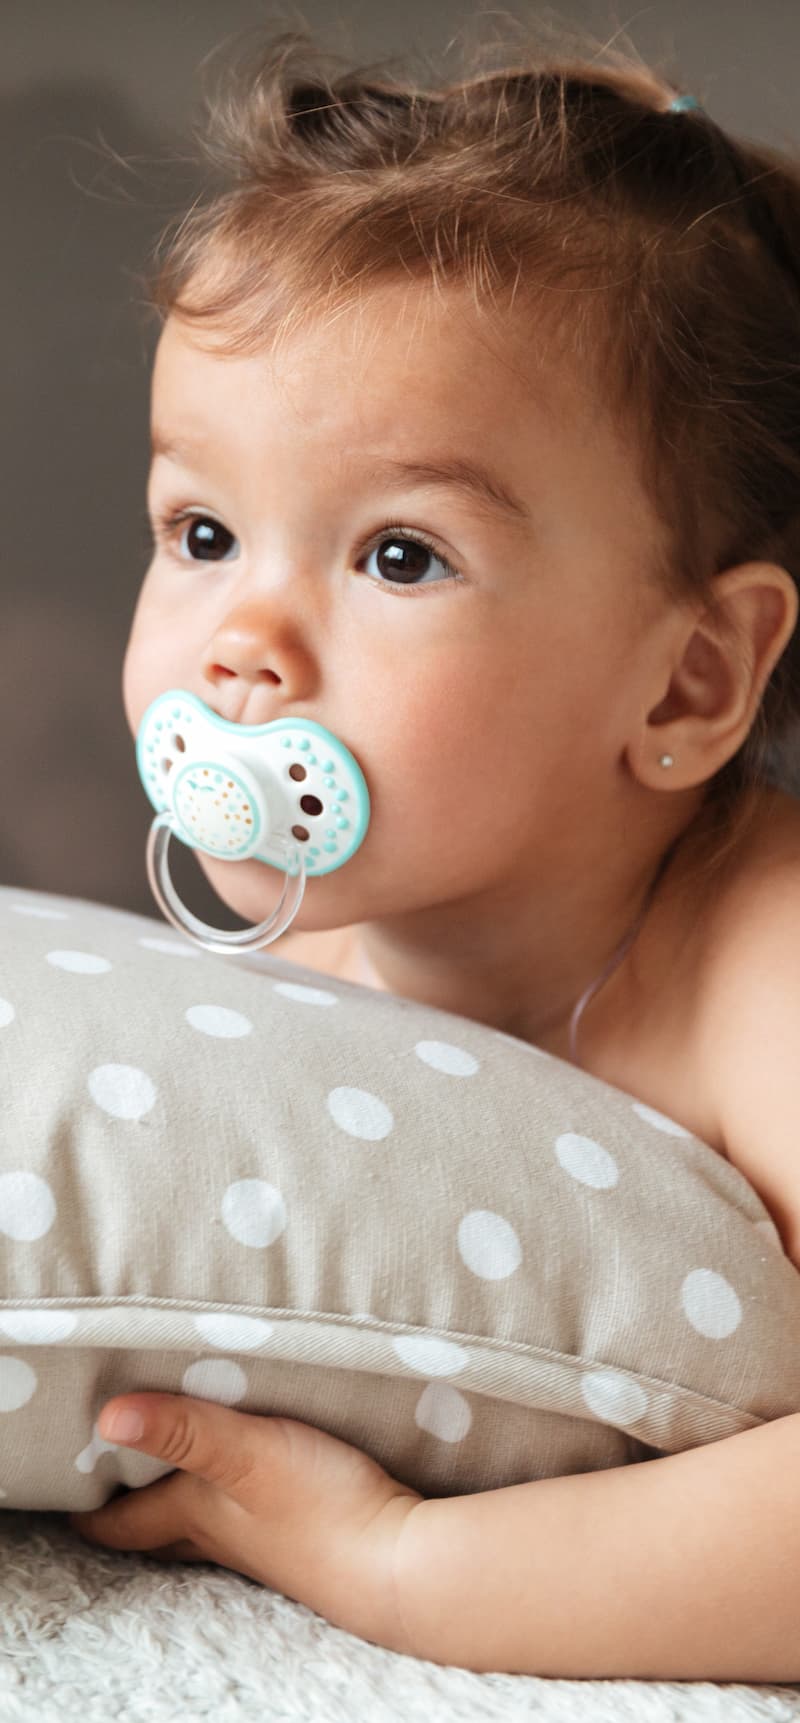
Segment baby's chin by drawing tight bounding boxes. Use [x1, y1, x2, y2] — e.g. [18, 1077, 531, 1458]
[195, 850, 350, 934]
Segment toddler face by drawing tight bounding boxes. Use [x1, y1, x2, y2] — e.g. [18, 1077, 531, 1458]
[123, 279, 667, 933]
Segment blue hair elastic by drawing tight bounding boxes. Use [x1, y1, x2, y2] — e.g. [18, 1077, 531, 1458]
[669, 94, 702, 114]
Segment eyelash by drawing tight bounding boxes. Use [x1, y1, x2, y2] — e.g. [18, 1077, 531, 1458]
[148, 506, 464, 597]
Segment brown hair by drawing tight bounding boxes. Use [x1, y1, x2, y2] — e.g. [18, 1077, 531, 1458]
[149, 16, 800, 882]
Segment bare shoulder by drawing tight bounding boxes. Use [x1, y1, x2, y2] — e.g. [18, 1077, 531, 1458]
[582, 788, 800, 1172]
[693, 787, 800, 1258]
[695, 787, 800, 1043]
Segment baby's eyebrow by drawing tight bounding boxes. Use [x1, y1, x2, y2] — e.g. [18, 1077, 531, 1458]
[365, 456, 530, 524]
[150, 431, 201, 466]
[149, 430, 530, 525]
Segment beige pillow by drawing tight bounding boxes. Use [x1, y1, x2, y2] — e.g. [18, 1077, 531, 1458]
[0, 883, 797, 1513]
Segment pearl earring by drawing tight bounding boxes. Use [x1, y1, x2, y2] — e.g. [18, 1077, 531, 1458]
[659, 754, 675, 768]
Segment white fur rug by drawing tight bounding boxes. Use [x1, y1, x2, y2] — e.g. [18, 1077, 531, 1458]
[2, 1512, 800, 1722]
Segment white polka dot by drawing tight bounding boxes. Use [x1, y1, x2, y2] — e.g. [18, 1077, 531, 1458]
[0, 998, 15, 1030]
[139, 936, 201, 958]
[185, 1004, 254, 1039]
[9, 903, 69, 920]
[76, 1425, 129, 1473]
[414, 1041, 479, 1077]
[181, 1358, 248, 1405]
[0, 1309, 78, 1344]
[45, 949, 112, 975]
[754, 1217, 784, 1253]
[192, 1313, 274, 1350]
[555, 1133, 619, 1189]
[0, 1172, 57, 1241]
[88, 1064, 157, 1121]
[457, 1210, 522, 1280]
[581, 1370, 649, 1427]
[222, 1180, 287, 1249]
[327, 1086, 394, 1140]
[392, 1335, 470, 1376]
[0, 1357, 38, 1412]
[681, 1268, 742, 1338]
[631, 1101, 691, 1138]
[414, 1382, 472, 1443]
[273, 981, 339, 1006]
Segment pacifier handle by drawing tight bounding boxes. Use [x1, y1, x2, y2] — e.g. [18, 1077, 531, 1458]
[145, 813, 306, 956]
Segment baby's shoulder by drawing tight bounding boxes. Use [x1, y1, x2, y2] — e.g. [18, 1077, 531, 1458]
[693, 788, 800, 1259]
[587, 789, 800, 1176]
[696, 787, 800, 1035]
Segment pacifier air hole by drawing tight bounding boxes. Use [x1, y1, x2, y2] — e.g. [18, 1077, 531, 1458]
[290, 791, 324, 844]
[159, 733, 187, 775]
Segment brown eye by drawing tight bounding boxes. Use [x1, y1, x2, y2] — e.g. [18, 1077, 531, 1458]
[361, 531, 459, 591]
[180, 516, 239, 563]
[374, 537, 431, 582]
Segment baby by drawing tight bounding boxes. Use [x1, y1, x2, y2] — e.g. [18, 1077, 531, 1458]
[112, 24, 800, 1681]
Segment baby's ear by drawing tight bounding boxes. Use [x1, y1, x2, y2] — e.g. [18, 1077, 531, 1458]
[709, 560, 798, 691]
[636, 560, 798, 790]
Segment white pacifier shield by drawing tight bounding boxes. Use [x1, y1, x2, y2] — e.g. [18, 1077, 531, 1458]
[171, 756, 266, 861]
[136, 690, 370, 878]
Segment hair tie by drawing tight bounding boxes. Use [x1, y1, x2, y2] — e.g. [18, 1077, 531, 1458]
[669, 94, 702, 114]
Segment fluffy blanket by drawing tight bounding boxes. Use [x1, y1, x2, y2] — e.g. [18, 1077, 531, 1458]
[2, 1511, 799, 1722]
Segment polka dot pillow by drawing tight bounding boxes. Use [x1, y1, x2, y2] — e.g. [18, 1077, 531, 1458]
[2, 883, 800, 1514]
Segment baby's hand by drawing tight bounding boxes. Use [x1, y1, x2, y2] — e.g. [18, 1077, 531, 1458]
[68, 1394, 422, 1647]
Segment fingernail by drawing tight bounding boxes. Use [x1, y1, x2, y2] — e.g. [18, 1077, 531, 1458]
[104, 1409, 145, 1444]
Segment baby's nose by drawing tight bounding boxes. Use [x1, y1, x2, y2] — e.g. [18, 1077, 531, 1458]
[202, 599, 317, 712]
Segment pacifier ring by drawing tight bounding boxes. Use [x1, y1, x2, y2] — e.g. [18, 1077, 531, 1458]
[146, 813, 306, 956]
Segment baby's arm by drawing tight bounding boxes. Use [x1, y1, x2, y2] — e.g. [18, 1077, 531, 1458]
[72, 1385, 800, 1680]
[390, 1412, 800, 1679]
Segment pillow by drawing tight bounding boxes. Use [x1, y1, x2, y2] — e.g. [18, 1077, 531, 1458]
[1, 882, 798, 1514]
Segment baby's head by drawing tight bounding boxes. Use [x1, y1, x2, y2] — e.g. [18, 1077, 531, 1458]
[123, 23, 800, 946]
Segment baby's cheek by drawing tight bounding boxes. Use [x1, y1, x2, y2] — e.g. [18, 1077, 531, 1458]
[120, 639, 144, 740]
[121, 618, 175, 742]
[121, 568, 196, 722]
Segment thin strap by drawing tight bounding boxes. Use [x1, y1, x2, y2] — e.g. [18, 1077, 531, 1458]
[568, 836, 683, 1066]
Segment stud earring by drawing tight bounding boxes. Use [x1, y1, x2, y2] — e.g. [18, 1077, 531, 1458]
[659, 754, 675, 768]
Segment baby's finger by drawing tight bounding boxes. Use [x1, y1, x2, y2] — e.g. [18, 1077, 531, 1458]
[93, 1393, 274, 1505]
[69, 1470, 199, 1553]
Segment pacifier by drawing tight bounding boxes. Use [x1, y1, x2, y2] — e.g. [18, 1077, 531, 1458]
[136, 689, 370, 956]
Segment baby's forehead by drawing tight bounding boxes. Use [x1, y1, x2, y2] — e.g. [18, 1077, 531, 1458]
[155, 281, 584, 448]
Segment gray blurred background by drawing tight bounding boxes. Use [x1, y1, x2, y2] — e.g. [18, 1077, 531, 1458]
[2, 0, 799, 920]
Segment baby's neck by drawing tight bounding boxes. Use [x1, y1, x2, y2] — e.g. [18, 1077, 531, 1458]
[277, 792, 741, 1056]
[323, 859, 682, 1052]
